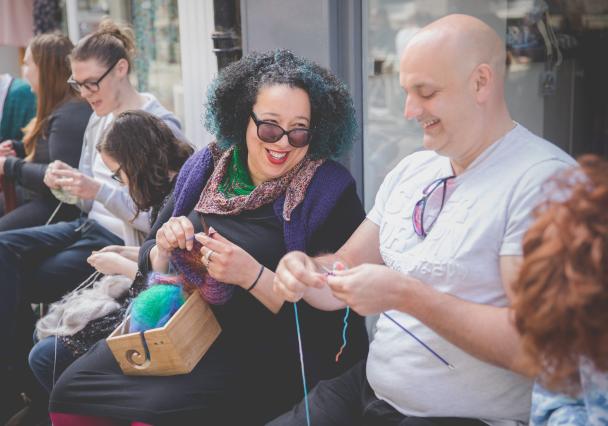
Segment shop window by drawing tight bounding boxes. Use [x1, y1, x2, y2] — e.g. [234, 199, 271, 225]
[68, 0, 183, 124]
[364, 0, 608, 210]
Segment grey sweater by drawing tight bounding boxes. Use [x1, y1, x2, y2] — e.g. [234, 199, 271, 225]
[53, 93, 186, 245]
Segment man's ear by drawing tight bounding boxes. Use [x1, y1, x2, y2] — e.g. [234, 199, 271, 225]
[473, 63, 492, 103]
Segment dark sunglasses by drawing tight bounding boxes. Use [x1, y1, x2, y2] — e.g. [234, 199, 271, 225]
[67, 59, 120, 93]
[250, 112, 312, 148]
[110, 166, 123, 184]
[412, 175, 455, 238]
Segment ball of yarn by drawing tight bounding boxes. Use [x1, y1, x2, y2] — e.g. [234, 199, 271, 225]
[129, 284, 186, 333]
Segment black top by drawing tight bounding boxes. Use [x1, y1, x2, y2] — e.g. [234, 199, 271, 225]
[3, 98, 92, 197]
[51, 184, 369, 425]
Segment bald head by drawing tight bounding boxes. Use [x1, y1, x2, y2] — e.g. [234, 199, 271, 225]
[404, 14, 506, 80]
[398, 14, 513, 169]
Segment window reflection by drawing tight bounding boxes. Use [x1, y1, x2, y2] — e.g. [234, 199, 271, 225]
[73, 0, 183, 125]
[364, 0, 608, 210]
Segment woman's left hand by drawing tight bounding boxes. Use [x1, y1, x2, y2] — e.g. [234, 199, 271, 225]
[195, 228, 261, 289]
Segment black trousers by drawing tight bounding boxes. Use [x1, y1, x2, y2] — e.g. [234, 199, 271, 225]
[267, 361, 488, 426]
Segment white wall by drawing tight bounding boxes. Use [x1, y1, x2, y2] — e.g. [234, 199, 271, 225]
[0, 46, 21, 76]
[177, 0, 218, 148]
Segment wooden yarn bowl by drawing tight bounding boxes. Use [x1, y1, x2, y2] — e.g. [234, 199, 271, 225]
[107, 292, 221, 376]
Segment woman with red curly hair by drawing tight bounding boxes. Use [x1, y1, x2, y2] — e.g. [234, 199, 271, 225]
[512, 155, 608, 425]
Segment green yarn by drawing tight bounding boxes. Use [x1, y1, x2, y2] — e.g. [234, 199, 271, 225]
[129, 285, 186, 332]
[218, 146, 256, 198]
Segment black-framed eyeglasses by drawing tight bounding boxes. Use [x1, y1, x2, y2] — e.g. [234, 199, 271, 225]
[412, 175, 455, 238]
[250, 112, 312, 148]
[67, 59, 120, 93]
[110, 166, 123, 184]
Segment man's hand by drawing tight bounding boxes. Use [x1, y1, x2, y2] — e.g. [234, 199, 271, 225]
[53, 168, 101, 200]
[327, 264, 411, 315]
[0, 156, 6, 176]
[273, 251, 326, 302]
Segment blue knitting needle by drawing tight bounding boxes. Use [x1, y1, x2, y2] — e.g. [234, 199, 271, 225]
[322, 265, 454, 369]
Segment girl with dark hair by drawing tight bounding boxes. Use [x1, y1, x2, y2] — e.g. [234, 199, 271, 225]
[49, 49, 368, 426]
[0, 33, 92, 230]
[28, 109, 193, 396]
[511, 155, 608, 425]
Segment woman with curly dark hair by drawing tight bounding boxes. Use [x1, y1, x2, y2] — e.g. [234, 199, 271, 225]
[512, 154, 608, 425]
[49, 50, 368, 426]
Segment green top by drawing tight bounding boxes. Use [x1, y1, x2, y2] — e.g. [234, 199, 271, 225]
[0, 77, 36, 142]
[218, 145, 256, 197]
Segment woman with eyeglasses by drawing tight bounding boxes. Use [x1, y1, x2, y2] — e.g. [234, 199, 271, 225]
[27, 110, 193, 401]
[48, 49, 369, 426]
[0, 33, 92, 231]
[0, 19, 185, 423]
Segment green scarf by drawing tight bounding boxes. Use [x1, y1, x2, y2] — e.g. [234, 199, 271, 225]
[218, 145, 256, 197]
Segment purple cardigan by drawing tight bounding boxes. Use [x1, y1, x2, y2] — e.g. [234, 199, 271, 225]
[172, 146, 357, 252]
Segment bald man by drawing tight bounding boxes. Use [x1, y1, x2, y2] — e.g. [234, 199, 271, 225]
[270, 14, 574, 426]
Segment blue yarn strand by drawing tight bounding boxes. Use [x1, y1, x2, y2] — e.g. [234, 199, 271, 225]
[293, 303, 312, 426]
[335, 306, 350, 362]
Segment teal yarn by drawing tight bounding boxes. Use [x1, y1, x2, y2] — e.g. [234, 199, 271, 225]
[293, 303, 311, 426]
[335, 306, 350, 362]
[129, 284, 186, 333]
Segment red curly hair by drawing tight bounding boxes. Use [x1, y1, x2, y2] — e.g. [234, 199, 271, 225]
[512, 154, 608, 391]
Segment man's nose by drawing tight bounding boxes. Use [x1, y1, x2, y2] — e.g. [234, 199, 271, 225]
[403, 95, 422, 120]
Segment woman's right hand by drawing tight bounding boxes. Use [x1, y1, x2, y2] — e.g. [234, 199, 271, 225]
[44, 160, 70, 189]
[0, 140, 16, 157]
[155, 216, 196, 257]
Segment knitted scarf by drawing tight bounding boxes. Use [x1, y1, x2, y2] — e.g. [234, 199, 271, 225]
[195, 142, 323, 221]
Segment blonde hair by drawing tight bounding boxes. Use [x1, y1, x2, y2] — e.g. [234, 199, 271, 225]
[71, 18, 136, 73]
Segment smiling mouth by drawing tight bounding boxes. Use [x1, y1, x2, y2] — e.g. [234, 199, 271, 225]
[266, 148, 289, 164]
[420, 118, 440, 129]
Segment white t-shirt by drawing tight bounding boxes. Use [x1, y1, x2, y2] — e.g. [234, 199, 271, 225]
[366, 124, 575, 424]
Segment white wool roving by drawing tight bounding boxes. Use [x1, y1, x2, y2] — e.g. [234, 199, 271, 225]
[36, 275, 133, 340]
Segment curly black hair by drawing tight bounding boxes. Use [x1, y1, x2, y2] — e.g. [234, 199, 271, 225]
[204, 49, 357, 160]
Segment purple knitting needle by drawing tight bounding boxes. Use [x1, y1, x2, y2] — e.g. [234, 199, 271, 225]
[322, 265, 454, 369]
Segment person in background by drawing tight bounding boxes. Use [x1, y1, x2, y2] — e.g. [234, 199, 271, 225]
[511, 154, 608, 425]
[0, 33, 92, 230]
[28, 110, 193, 398]
[0, 73, 36, 143]
[0, 69, 37, 224]
[49, 49, 368, 426]
[0, 19, 184, 423]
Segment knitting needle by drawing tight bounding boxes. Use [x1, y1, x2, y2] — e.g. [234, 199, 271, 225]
[321, 265, 454, 370]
